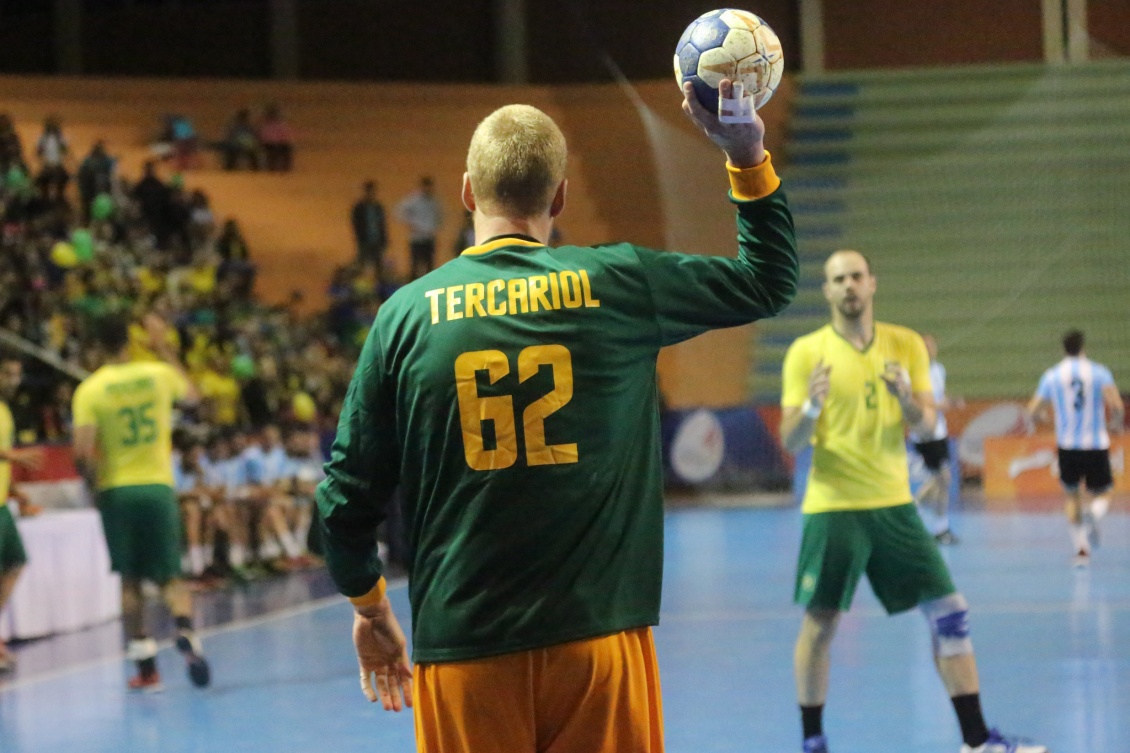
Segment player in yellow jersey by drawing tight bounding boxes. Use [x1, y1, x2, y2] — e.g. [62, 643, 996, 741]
[72, 317, 211, 692]
[0, 354, 44, 672]
[780, 251, 1045, 753]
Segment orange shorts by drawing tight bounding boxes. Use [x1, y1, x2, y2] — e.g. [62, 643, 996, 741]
[413, 627, 664, 753]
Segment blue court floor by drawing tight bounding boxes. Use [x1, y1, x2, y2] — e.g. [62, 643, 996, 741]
[1, 507, 1127, 753]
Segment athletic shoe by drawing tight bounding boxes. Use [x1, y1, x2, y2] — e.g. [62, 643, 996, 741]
[960, 729, 1047, 752]
[175, 631, 211, 688]
[802, 734, 829, 753]
[127, 671, 164, 693]
[1073, 549, 1090, 568]
[935, 529, 960, 545]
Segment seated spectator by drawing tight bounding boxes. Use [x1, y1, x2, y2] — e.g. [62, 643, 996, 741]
[196, 352, 241, 428]
[173, 433, 218, 579]
[132, 161, 172, 249]
[216, 218, 250, 262]
[220, 109, 259, 171]
[35, 116, 69, 203]
[258, 104, 294, 173]
[188, 190, 215, 251]
[150, 114, 200, 171]
[0, 113, 25, 175]
[77, 141, 115, 223]
[170, 114, 201, 171]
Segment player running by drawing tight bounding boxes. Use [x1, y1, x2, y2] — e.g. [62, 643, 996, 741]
[910, 334, 961, 544]
[72, 317, 210, 692]
[1027, 329, 1124, 566]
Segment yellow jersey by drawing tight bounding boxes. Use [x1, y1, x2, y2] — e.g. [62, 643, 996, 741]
[72, 361, 190, 491]
[0, 401, 12, 506]
[128, 322, 182, 363]
[196, 369, 241, 426]
[782, 322, 932, 513]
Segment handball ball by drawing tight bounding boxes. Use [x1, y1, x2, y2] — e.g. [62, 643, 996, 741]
[674, 9, 784, 112]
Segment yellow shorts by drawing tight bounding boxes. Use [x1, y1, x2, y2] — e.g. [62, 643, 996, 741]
[413, 627, 664, 753]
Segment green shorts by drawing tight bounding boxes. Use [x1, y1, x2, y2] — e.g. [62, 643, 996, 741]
[0, 504, 28, 572]
[794, 503, 956, 614]
[97, 484, 182, 583]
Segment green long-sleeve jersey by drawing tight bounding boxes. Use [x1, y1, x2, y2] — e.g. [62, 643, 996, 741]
[317, 169, 798, 663]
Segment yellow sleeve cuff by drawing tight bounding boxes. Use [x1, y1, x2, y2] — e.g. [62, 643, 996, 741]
[348, 576, 387, 609]
[727, 151, 781, 201]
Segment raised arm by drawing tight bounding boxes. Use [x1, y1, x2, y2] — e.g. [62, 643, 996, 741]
[633, 79, 799, 347]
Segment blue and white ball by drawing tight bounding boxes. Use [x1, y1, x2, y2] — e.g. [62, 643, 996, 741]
[674, 9, 784, 112]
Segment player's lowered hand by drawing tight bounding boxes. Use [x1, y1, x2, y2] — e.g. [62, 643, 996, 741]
[808, 359, 832, 407]
[353, 604, 413, 711]
[681, 78, 766, 169]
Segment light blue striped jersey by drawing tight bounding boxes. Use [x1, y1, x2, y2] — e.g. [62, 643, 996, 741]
[910, 360, 948, 442]
[1036, 356, 1115, 450]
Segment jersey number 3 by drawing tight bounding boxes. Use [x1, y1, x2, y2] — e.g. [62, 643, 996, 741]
[455, 345, 578, 471]
[1070, 377, 1085, 411]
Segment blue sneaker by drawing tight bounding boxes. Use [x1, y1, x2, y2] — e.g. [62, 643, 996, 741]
[960, 729, 1047, 753]
[802, 735, 829, 753]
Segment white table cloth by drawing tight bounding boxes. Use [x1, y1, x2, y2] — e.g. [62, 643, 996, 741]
[0, 509, 121, 641]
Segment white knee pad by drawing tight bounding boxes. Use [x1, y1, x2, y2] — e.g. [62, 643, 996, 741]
[921, 593, 973, 658]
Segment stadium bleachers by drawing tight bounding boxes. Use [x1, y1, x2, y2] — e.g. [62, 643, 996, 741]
[2, 75, 794, 409]
[756, 60, 1130, 401]
[0, 76, 627, 309]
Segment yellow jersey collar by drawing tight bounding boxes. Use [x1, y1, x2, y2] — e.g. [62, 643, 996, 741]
[461, 235, 544, 257]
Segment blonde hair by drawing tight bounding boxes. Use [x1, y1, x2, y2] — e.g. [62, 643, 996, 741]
[466, 105, 567, 218]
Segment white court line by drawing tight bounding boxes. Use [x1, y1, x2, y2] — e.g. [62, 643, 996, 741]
[0, 578, 407, 694]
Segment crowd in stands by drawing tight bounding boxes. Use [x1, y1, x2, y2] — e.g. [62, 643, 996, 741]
[0, 112, 384, 580]
[151, 104, 295, 173]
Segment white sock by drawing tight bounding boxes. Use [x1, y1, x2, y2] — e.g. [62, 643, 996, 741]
[230, 544, 247, 568]
[294, 520, 311, 555]
[203, 544, 214, 567]
[260, 539, 282, 559]
[189, 546, 206, 576]
[1071, 524, 1090, 553]
[278, 531, 302, 559]
[1091, 496, 1110, 521]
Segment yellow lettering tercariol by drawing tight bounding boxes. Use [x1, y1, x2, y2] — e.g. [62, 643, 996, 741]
[426, 269, 600, 324]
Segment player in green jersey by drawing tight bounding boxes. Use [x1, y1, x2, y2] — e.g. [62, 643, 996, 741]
[72, 317, 210, 692]
[317, 78, 798, 752]
[781, 250, 1045, 753]
[0, 354, 44, 672]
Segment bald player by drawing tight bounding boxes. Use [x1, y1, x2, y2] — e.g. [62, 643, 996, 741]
[780, 251, 1045, 753]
